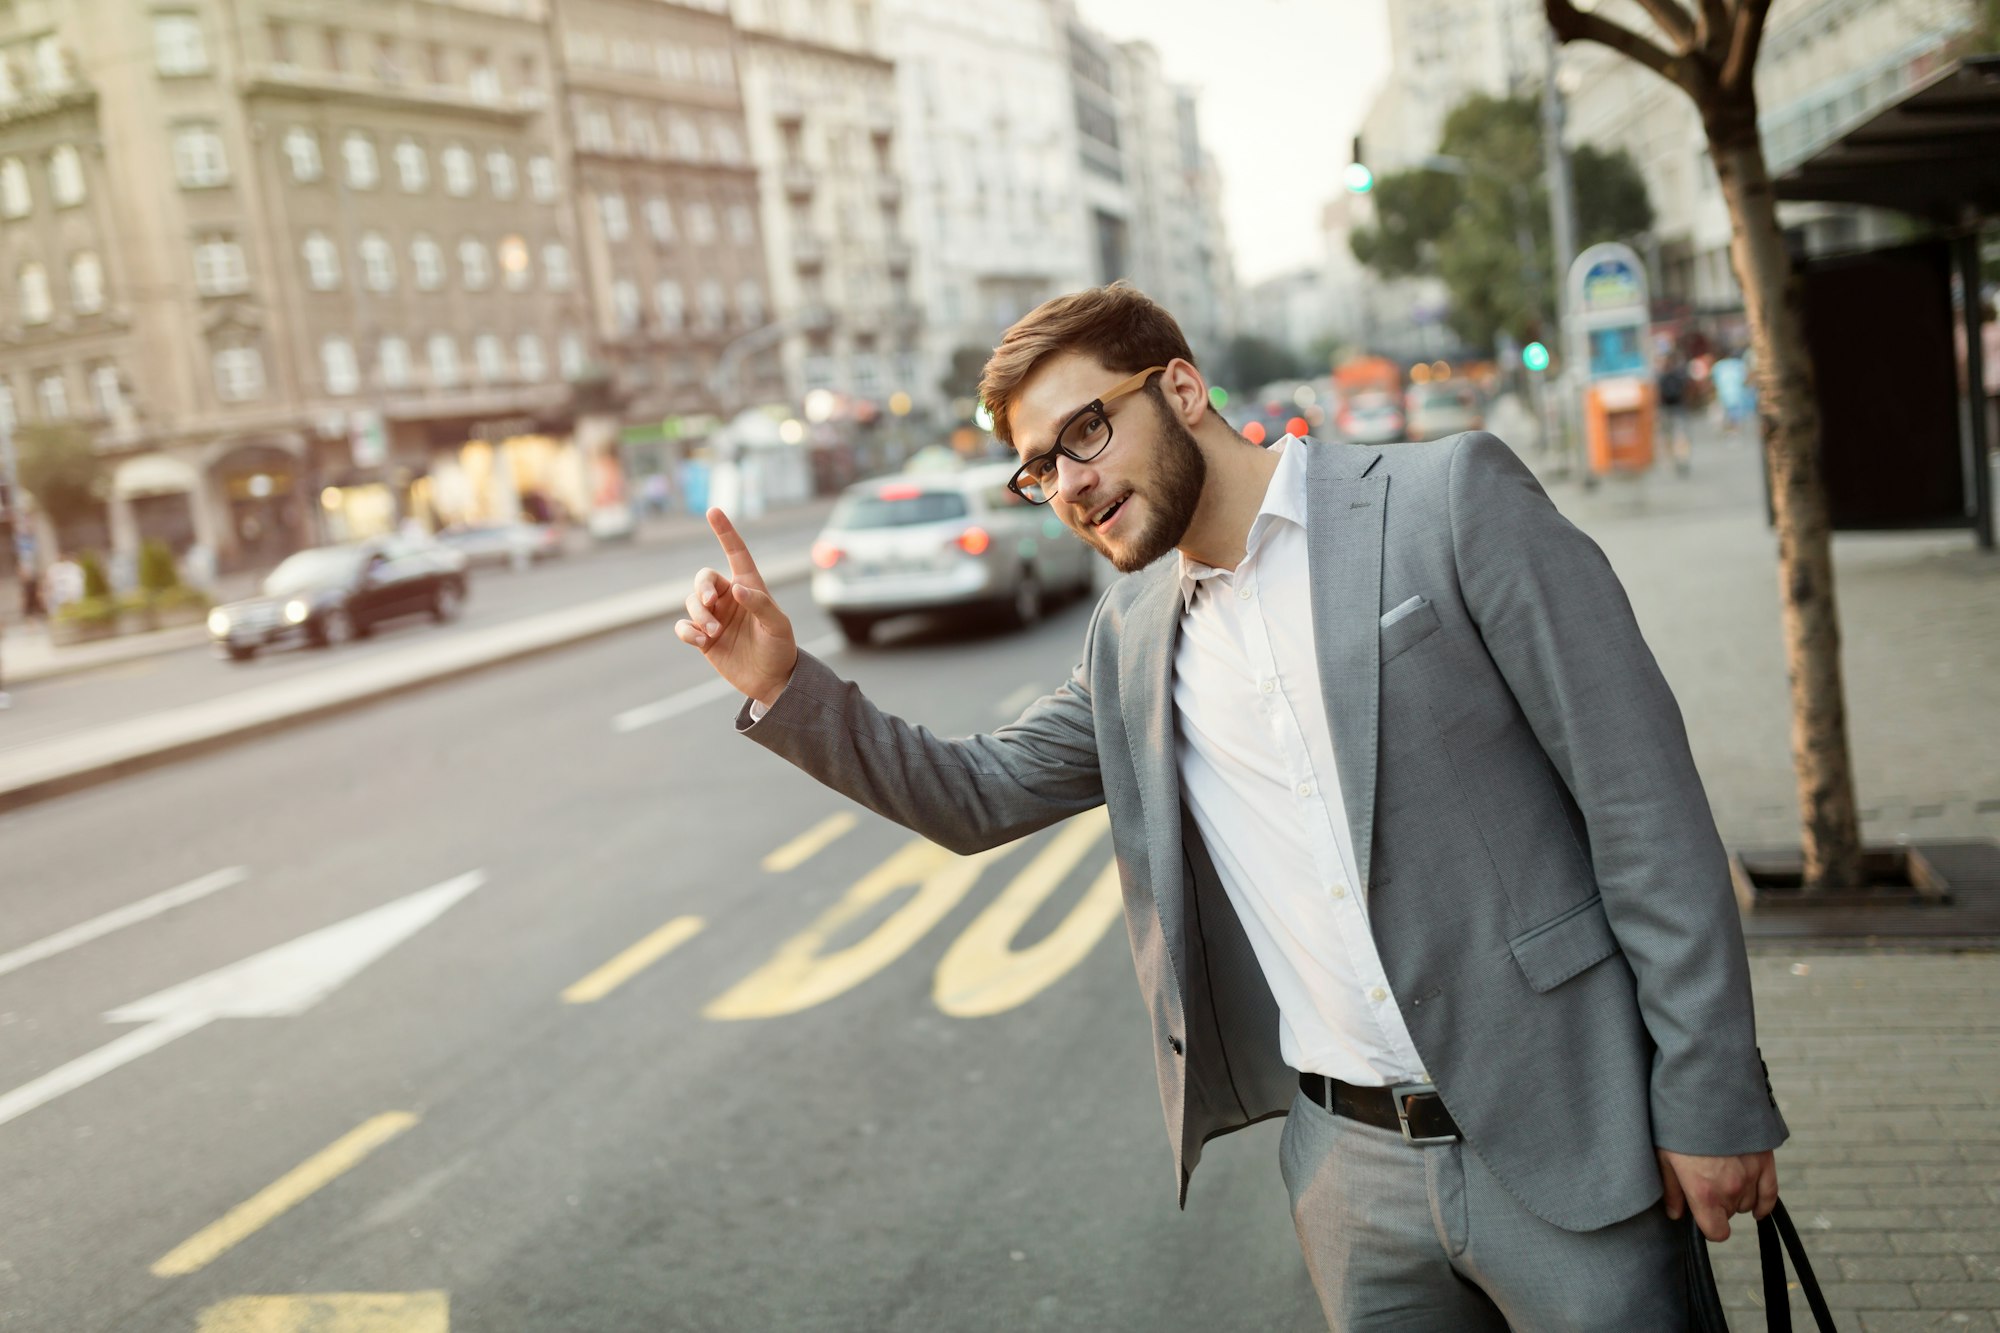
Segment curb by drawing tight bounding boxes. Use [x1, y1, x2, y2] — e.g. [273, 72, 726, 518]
[0, 556, 813, 816]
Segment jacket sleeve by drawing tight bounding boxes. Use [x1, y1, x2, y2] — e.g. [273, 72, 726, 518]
[732, 614, 1105, 856]
[1446, 431, 1785, 1156]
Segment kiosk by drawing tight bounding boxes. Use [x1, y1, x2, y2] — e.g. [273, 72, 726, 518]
[1567, 243, 1656, 480]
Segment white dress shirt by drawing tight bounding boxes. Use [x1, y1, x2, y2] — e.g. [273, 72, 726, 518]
[1173, 436, 1427, 1086]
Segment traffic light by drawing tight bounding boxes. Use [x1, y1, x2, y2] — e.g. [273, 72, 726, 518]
[1521, 341, 1550, 372]
[1344, 134, 1372, 194]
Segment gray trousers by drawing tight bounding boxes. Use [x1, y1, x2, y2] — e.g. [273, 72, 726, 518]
[1278, 1091, 1687, 1331]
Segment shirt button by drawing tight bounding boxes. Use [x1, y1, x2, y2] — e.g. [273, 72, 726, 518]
[1236, 585, 1252, 600]
[1296, 781, 1313, 797]
[1370, 987, 1388, 1003]
[1330, 885, 1347, 900]
[1260, 678, 1275, 694]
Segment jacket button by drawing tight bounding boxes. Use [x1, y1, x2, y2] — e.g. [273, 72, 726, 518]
[1168, 1035, 1184, 1056]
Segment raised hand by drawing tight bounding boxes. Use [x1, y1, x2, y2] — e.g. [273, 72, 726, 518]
[674, 508, 798, 707]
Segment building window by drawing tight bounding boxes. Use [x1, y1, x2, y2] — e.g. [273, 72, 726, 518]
[485, 150, 516, 199]
[213, 345, 264, 401]
[34, 36, 70, 93]
[194, 236, 247, 294]
[0, 158, 27, 216]
[686, 202, 716, 244]
[737, 279, 765, 327]
[442, 145, 476, 196]
[378, 336, 412, 388]
[359, 231, 395, 291]
[90, 363, 123, 419]
[580, 104, 614, 151]
[322, 336, 359, 394]
[654, 279, 684, 332]
[714, 123, 745, 165]
[473, 333, 506, 382]
[68, 251, 104, 313]
[375, 36, 404, 84]
[153, 13, 209, 75]
[458, 237, 490, 289]
[173, 124, 229, 187]
[48, 145, 85, 206]
[37, 372, 69, 420]
[268, 20, 293, 70]
[645, 197, 675, 243]
[0, 59, 15, 107]
[667, 113, 703, 160]
[528, 154, 557, 202]
[411, 234, 444, 289]
[541, 243, 571, 289]
[302, 231, 340, 289]
[558, 332, 587, 379]
[655, 42, 693, 81]
[515, 334, 545, 381]
[394, 138, 427, 192]
[0, 382, 13, 433]
[627, 115, 659, 158]
[698, 279, 726, 331]
[728, 203, 755, 244]
[284, 128, 321, 182]
[468, 54, 500, 103]
[427, 334, 458, 387]
[598, 192, 628, 241]
[498, 235, 530, 290]
[612, 278, 641, 333]
[424, 41, 447, 85]
[343, 133, 378, 189]
[19, 262, 51, 323]
[323, 27, 345, 73]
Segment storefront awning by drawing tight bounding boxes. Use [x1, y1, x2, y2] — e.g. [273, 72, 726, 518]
[113, 453, 200, 498]
[1775, 55, 2000, 222]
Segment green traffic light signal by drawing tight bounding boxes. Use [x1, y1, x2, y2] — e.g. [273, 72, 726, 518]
[1522, 341, 1550, 372]
[1342, 163, 1374, 194]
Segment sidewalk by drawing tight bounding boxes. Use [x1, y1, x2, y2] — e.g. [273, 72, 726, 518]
[1510, 410, 2000, 1328]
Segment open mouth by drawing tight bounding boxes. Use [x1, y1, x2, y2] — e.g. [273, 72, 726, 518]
[1090, 493, 1130, 529]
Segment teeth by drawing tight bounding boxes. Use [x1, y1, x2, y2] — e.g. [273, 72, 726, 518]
[1094, 495, 1125, 526]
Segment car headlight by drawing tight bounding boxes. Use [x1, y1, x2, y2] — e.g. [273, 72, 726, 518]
[207, 608, 231, 636]
[284, 599, 310, 625]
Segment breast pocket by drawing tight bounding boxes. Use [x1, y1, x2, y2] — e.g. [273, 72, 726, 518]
[1380, 596, 1441, 664]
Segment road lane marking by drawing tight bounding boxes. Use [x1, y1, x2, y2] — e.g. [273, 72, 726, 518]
[0, 872, 483, 1130]
[613, 632, 840, 732]
[934, 810, 1121, 1018]
[995, 684, 1042, 718]
[704, 836, 1013, 1020]
[153, 1112, 419, 1277]
[761, 813, 858, 873]
[562, 916, 705, 1004]
[0, 867, 249, 980]
[195, 1291, 448, 1331]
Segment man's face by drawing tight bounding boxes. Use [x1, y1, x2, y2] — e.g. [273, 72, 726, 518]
[1010, 353, 1207, 574]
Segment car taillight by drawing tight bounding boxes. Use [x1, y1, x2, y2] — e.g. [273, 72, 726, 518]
[811, 540, 844, 569]
[954, 526, 991, 556]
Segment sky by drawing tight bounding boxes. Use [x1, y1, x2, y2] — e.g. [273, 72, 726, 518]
[1073, 0, 1394, 287]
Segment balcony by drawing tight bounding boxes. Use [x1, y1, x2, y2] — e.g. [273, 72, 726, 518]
[797, 303, 834, 332]
[874, 173, 903, 205]
[864, 101, 897, 137]
[884, 237, 913, 270]
[782, 162, 815, 197]
[792, 231, 825, 267]
[240, 63, 538, 123]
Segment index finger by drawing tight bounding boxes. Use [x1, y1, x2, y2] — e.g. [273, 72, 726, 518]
[707, 508, 763, 585]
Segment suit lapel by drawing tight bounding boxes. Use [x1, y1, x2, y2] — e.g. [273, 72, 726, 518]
[1305, 442, 1387, 897]
[1117, 565, 1188, 995]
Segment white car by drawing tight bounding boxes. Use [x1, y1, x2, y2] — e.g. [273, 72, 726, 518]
[809, 462, 1098, 645]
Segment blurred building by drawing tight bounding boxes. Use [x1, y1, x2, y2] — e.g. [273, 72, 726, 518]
[1359, 0, 1546, 172]
[1562, 0, 1980, 340]
[729, 0, 921, 417]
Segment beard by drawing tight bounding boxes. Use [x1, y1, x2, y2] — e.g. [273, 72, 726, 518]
[1083, 393, 1208, 574]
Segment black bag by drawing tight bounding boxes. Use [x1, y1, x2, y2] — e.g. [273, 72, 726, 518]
[1684, 1198, 1837, 1331]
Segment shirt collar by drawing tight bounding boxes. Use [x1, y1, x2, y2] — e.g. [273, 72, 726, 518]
[1175, 434, 1310, 613]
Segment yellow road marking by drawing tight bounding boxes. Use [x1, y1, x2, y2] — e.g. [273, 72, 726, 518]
[152, 1113, 419, 1278]
[705, 836, 1011, 1020]
[935, 809, 1123, 1017]
[760, 812, 858, 873]
[195, 1291, 448, 1331]
[562, 915, 705, 1004]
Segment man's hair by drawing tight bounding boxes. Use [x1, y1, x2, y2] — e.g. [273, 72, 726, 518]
[977, 281, 1195, 447]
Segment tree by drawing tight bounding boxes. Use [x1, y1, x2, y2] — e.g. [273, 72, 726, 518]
[1352, 95, 1653, 349]
[941, 345, 991, 410]
[1223, 334, 1310, 390]
[13, 422, 104, 551]
[1543, 0, 1863, 889]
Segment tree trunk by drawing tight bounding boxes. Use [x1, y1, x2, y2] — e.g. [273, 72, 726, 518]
[1704, 95, 1865, 890]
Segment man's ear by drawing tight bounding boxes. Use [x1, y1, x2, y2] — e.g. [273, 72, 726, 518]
[1162, 359, 1209, 426]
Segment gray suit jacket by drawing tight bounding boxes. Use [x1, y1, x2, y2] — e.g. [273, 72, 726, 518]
[738, 431, 1787, 1232]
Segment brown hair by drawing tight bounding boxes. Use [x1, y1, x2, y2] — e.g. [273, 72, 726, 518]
[977, 281, 1195, 446]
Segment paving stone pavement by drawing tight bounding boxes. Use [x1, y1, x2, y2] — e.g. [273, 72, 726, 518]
[1508, 414, 2000, 1328]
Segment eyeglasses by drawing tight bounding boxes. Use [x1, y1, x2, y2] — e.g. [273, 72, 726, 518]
[1006, 365, 1169, 505]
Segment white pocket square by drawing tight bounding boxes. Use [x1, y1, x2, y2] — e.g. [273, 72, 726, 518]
[1381, 596, 1427, 628]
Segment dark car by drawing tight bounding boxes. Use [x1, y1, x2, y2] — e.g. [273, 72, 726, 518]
[208, 537, 469, 661]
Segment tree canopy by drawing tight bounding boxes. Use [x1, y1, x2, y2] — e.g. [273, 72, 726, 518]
[13, 421, 104, 535]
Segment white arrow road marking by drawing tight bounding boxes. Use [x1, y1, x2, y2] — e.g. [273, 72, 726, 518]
[0, 872, 483, 1131]
[613, 632, 841, 733]
[0, 867, 249, 981]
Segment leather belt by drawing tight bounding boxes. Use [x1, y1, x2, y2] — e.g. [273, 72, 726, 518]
[1298, 1071, 1462, 1145]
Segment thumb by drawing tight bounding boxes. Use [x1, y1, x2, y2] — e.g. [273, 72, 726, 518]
[1659, 1158, 1686, 1220]
[729, 580, 786, 630]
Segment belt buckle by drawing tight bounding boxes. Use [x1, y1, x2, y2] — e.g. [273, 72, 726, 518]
[1390, 1082, 1456, 1145]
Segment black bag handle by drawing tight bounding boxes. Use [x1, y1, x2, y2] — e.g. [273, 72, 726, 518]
[1685, 1199, 1837, 1331]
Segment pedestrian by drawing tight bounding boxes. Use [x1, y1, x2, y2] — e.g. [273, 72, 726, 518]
[1657, 356, 1694, 476]
[676, 283, 1785, 1329]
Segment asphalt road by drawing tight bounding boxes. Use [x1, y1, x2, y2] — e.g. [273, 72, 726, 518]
[0, 558, 1320, 1331]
